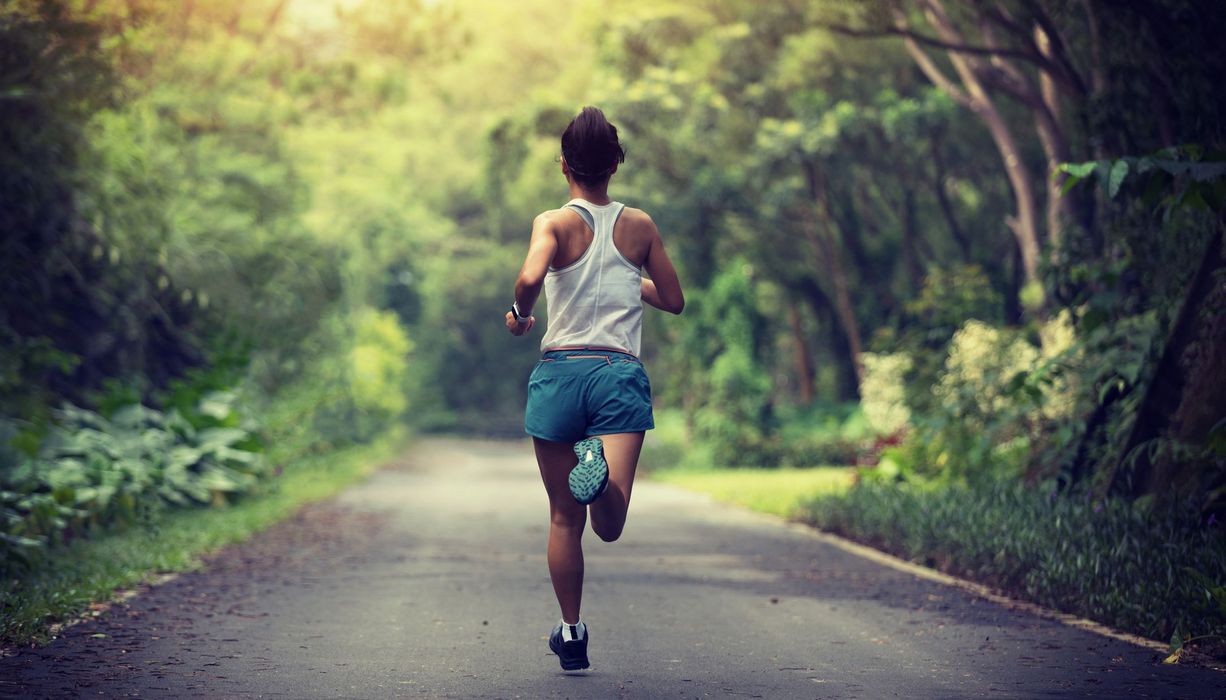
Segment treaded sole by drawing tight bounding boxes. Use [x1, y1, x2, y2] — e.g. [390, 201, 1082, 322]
[569, 437, 609, 506]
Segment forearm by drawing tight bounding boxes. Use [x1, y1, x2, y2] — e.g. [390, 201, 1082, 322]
[641, 278, 663, 310]
[515, 275, 544, 315]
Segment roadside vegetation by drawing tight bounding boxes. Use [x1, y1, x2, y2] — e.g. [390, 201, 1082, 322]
[4, 0, 1224, 660]
[1, 429, 404, 645]
[801, 481, 1226, 654]
[611, 1, 1226, 659]
[1, 0, 558, 644]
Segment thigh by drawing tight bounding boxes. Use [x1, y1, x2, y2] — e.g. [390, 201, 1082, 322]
[534, 438, 586, 522]
[595, 432, 644, 503]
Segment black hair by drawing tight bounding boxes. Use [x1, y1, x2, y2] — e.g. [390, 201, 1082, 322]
[561, 106, 625, 188]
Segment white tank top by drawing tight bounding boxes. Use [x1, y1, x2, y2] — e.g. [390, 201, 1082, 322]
[539, 198, 644, 356]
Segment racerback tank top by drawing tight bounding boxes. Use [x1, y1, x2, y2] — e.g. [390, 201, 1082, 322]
[539, 198, 644, 356]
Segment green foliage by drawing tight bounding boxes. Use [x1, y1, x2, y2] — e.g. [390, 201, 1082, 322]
[1059, 146, 1226, 220]
[256, 306, 414, 450]
[873, 265, 1002, 419]
[348, 308, 413, 421]
[653, 466, 854, 519]
[859, 352, 912, 437]
[676, 262, 774, 465]
[641, 406, 864, 473]
[803, 482, 1226, 645]
[406, 241, 541, 432]
[0, 2, 206, 420]
[1, 392, 265, 574]
[5, 0, 1226, 652]
[0, 428, 405, 646]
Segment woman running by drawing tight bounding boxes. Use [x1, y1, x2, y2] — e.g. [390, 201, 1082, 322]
[505, 106, 685, 671]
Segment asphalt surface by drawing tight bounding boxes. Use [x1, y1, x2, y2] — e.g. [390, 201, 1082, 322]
[2, 438, 1224, 699]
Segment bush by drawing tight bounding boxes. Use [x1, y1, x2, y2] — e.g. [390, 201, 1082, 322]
[1, 392, 266, 574]
[260, 306, 413, 451]
[802, 481, 1226, 645]
[679, 262, 774, 465]
[881, 312, 1098, 485]
[697, 403, 866, 468]
[860, 352, 912, 436]
[877, 265, 1001, 418]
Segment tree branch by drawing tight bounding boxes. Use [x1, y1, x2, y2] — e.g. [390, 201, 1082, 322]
[890, 8, 971, 107]
[823, 22, 1041, 65]
[1018, 0, 1088, 95]
[828, 3, 1085, 98]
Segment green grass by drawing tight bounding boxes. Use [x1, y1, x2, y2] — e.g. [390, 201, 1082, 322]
[800, 481, 1226, 646]
[643, 407, 858, 517]
[1, 427, 408, 647]
[651, 467, 855, 518]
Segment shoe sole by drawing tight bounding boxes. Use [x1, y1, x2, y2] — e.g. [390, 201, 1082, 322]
[569, 437, 609, 506]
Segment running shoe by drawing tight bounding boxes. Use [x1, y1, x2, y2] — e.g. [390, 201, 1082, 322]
[569, 437, 609, 505]
[549, 622, 590, 671]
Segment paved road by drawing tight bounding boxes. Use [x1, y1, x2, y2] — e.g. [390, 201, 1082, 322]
[3, 438, 1224, 699]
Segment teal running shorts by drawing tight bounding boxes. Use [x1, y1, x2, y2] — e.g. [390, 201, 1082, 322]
[525, 348, 655, 444]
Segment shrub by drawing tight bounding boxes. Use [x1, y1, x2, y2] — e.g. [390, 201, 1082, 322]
[348, 307, 412, 421]
[682, 262, 774, 466]
[935, 320, 1037, 424]
[882, 312, 1098, 485]
[1, 392, 265, 573]
[860, 352, 912, 436]
[802, 481, 1226, 645]
[880, 265, 1002, 418]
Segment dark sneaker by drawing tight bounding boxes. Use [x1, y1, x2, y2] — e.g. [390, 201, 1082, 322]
[548, 623, 590, 671]
[569, 437, 609, 505]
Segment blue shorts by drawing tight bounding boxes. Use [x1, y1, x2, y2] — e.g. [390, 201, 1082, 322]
[524, 348, 655, 444]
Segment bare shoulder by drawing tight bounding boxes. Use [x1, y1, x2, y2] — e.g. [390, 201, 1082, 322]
[618, 206, 661, 241]
[531, 208, 571, 235]
[534, 208, 568, 226]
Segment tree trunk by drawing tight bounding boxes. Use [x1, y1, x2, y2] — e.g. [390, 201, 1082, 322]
[1003, 234, 1024, 326]
[1031, 22, 1077, 251]
[894, 2, 1044, 289]
[803, 165, 865, 390]
[901, 189, 924, 293]
[797, 277, 860, 402]
[930, 134, 973, 262]
[788, 301, 816, 405]
[1104, 223, 1225, 498]
[831, 183, 899, 314]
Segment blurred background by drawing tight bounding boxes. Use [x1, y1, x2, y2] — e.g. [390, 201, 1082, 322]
[1, 0, 1224, 654]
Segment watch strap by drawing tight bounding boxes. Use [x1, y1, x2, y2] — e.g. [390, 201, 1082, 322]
[511, 301, 530, 324]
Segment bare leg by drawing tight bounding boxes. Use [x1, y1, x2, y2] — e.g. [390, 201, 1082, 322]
[589, 432, 644, 543]
[534, 437, 586, 623]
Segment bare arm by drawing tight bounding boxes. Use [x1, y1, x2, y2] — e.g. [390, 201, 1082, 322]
[641, 278, 664, 310]
[506, 213, 558, 336]
[641, 220, 684, 314]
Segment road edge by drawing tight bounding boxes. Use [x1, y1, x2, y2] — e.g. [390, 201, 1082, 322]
[675, 488, 1172, 656]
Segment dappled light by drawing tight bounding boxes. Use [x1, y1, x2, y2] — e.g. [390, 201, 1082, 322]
[2, 0, 1225, 689]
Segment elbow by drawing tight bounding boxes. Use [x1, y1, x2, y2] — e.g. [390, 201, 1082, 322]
[515, 273, 543, 296]
[666, 295, 685, 315]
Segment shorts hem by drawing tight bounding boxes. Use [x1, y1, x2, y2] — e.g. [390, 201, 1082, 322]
[525, 428, 583, 444]
[585, 423, 655, 438]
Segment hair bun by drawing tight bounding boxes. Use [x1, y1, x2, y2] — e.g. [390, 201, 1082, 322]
[561, 106, 625, 187]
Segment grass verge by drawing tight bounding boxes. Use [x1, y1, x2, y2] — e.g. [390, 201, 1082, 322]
[800, 481, 1226, 650]
[651, 467, 855, 518]
[1, 426, 408, 647]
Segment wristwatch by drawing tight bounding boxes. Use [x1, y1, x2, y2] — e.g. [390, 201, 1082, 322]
[511, 301, 531, 325]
